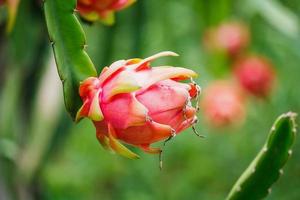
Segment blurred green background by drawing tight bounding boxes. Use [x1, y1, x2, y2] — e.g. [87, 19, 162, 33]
[1, 0, 300, 199]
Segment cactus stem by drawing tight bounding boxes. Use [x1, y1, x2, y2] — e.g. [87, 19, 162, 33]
[82, 44, 88, 50]
[226, 112, 297, 200]
[44, 0, 97, 119]
[271, 126, 276, 132]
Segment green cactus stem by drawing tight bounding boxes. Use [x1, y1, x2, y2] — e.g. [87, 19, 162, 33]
[226, 112, 297, 200]
[44, 0, 97, 120]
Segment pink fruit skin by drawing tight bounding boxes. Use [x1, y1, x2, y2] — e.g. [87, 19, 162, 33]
[204, 22, 250, 56]
[77, 52, 200, 158]
[201, 81, 246, 127]
[77, 0, 135, 21]
[234, 56, 276, 98]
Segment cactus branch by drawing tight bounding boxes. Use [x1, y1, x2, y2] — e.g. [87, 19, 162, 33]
[44, 0, 97, 120]
[226, 112, 297, 200]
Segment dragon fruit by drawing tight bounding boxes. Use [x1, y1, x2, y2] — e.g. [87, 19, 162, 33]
[77, 0, 135, 24]
[201, 81, 246, 127]
[234, 56, 276, 98]
[76, 52, 201, 159]
[204, 22, 250, 56]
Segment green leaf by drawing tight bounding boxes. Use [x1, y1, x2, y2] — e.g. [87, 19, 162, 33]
[44, 0, 97, 120]
[226, 112, 297, 200]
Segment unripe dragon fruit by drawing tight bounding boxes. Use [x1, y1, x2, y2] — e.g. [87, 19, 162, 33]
[203, 22, 250, 56]
[77, 0, 135, 24]
[77, 52, 201, 159]
[201, 81, 246, 127]
[234, 56, 276, 98]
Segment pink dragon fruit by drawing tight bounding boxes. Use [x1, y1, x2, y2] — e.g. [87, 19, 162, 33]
[201, 81, 246, 127]
[204, 22, 250, 56]
[234, 55, 276, 98]
[76, 52, 201, 159]
[77, 0, 135, 24]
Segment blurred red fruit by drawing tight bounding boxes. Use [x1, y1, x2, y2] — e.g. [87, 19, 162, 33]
[204, 22, 250, 56]
[201, 81, 246, 127]
[234, 56, 276, 98]
[77, 0, 135, 25]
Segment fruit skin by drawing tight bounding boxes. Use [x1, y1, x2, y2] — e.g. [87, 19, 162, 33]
[77, 51, 200, 159]
[204, 22, 250, 56]
[201, 81, 246, 127]
[234, 56, 276, 98]
[77, 0, 136, 25]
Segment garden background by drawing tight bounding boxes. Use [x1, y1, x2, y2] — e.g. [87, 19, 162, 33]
[0, 0, 300, 199]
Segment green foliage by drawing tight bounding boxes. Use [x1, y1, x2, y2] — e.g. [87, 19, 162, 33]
[226, 112, 297, 200]
[1, 0, 300, 200]
[44, 0, 97, 120]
